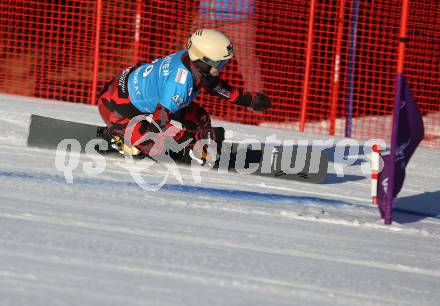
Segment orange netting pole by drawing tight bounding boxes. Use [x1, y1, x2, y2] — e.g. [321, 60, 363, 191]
[397, 0, 409, 74]
[300, 0, 316, 132]
[133, 0, 142, 63]
[91, 0, 103, 105]
[329, 0, 347, 136]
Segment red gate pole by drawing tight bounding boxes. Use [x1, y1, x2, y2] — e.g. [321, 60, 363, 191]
[91, 0, 103, 105]
[383, 0, 410, 224]
[133, 0, 142, 62]
[329, 0, 347, 135]
[300, 0, 316, 132]
[397, 0, 409, 74]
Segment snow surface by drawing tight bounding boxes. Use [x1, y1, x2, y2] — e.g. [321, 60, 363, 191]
[0, 93, 439, 306]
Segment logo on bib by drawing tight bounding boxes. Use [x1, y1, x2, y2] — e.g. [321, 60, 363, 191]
[175, 68, 188, 85]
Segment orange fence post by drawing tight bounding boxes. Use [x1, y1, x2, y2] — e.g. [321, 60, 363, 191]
[91, 0, 103, 105]
[329, 0, 347, 136]
[397, 0, 409, 74]
[133, 0, 142, 63]
[300, 0, 316, 132]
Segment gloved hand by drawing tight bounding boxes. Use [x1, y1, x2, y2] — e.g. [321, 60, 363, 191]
[232, 90, 272, 112]
[174, 126, 225, 164]
[193, 126, 225, 164]
[174, 126, 224, 147]
[249, 92, 271, 112]
[192, 126, 225, 147]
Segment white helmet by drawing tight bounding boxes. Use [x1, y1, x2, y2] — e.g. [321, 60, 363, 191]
[187, 29, 233, 71]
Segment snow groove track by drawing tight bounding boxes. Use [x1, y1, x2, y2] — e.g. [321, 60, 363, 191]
[1, 94, 440, 305]
[0, 169, 353, 207]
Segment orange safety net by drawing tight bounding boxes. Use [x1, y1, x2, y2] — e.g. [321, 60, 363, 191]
[1, 0, 439, 147]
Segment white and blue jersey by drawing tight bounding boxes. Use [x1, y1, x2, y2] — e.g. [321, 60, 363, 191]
[127, 50, 199, 113]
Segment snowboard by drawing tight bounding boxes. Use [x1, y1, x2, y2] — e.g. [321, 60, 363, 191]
[27, 114, 328, 183]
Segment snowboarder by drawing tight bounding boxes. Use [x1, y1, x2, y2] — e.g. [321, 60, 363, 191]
[97, 28, 271, 158]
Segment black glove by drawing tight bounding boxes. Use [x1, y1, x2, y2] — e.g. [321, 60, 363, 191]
[233, 91, 272, 112]
[193, 126, 225, 146]
[175, 127, 225, 164]
[175, 126, 225, 148]
[250, 92, 271, 112]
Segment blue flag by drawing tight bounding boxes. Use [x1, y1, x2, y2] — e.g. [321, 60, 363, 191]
[377, 74, 424, 224]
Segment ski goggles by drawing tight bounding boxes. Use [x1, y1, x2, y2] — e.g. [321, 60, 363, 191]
[188, 43, 231, 71]
[200, 56, 229, 71]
